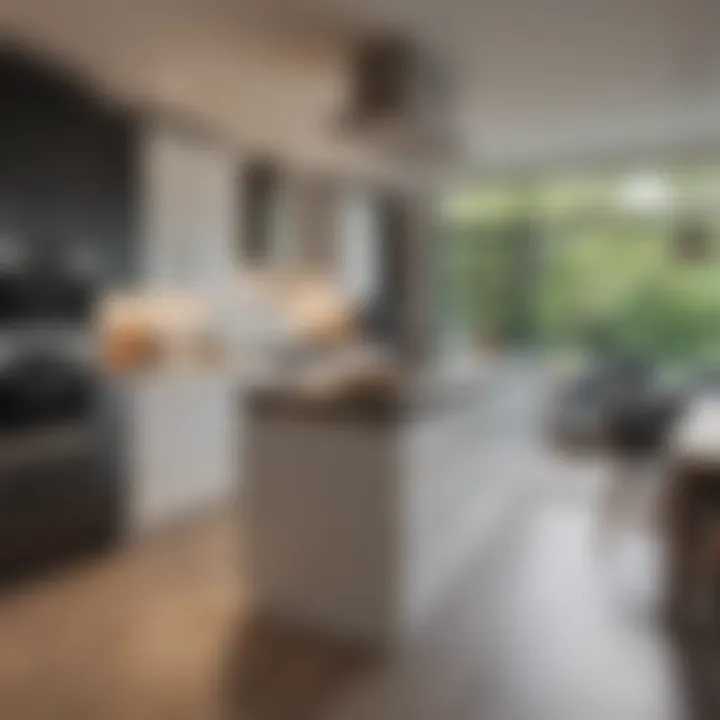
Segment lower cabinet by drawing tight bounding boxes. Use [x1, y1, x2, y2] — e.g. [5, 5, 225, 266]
[0, 427, 120, 583]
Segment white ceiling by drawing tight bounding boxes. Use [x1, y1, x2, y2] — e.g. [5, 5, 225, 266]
[1, 0, 719, 176]
[278, 0, 720, 171]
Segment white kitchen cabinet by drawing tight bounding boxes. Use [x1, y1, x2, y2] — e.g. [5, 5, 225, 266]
[244, 360, 547, 645]
[129, 123, 240, 535]
[130, 375, 237, 534]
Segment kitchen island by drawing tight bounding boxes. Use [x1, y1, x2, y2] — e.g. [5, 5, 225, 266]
[242, 359, 545, 645]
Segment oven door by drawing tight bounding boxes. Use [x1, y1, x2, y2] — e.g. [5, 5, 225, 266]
[0, 361, 119, 583]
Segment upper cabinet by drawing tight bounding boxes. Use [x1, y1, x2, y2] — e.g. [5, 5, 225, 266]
[0, 48, 139, 283]
[142, 121, 236, 293]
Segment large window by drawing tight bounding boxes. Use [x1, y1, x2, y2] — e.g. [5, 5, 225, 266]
[442, 168, 720, 379]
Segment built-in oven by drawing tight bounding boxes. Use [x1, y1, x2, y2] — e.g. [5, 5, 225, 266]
[0, 330, 122, 583]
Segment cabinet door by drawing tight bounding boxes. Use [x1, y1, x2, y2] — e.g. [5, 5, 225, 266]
[0, 447, 117, 580]
[142, 125, 235, 291]
[130, 377, 236, 534]
[43, 112, 138, 283]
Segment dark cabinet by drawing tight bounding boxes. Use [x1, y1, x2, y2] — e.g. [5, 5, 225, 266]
[0, 47, 138, 286]
[0, 428, 119, 580]
[0, 48, 136, 583]
[240, 158, 281, 263]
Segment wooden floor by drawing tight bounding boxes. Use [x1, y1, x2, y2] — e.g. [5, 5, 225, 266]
[0, 458, 717, 720]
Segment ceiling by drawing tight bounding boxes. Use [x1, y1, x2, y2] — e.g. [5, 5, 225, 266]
[1, 0, 719, 176]
[277, 0, 720, 172]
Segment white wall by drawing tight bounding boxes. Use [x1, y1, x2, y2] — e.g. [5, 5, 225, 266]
[337, 186, 380, 308]
[291, 175, 339, 272]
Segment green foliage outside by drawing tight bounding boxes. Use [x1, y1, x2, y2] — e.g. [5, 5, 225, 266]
[441, 169, 720, 379]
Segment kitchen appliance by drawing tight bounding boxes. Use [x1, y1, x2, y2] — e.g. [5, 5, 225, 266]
[0, 46, 134, 584]
[0, 338, 121, 583]
[0, 264, 118, 583]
